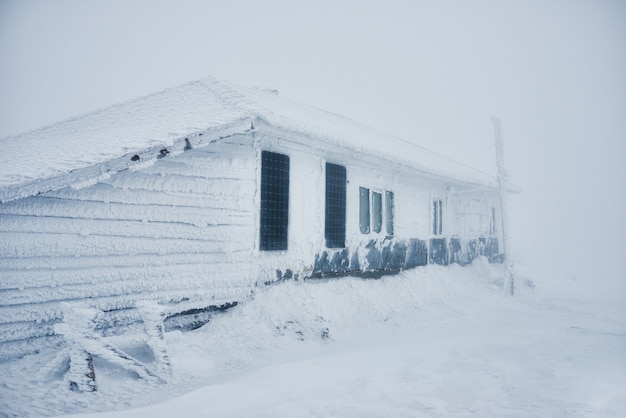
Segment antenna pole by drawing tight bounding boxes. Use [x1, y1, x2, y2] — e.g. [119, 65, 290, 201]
[493, 118, 514, 295]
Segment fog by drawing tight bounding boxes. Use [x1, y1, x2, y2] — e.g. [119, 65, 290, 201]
[1, 0, 624, 301]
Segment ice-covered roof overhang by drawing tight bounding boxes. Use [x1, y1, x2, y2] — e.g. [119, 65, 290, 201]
[0, 76, 504, 202]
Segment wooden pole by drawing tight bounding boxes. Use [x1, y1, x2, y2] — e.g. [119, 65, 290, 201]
[493, 118, 515, 295]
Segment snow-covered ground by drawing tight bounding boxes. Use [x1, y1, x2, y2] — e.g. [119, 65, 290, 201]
[1, 258, 625, 417]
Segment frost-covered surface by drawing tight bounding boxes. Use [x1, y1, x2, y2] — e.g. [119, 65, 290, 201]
[1, 259, 624, 417]
[0, 76, 497, 202]
[0, 135, 259, 359]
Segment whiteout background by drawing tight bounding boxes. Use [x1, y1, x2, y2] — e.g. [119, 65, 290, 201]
[2, 0, 624, 296]
[0, 1, 625, 416]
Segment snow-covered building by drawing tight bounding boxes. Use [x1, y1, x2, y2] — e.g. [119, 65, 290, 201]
[0, 77, 504, 361]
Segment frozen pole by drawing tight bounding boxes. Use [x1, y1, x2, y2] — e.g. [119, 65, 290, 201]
[493, 118, 514, 295]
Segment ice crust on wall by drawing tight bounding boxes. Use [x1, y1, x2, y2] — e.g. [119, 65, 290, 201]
[0, 136, 259, 359]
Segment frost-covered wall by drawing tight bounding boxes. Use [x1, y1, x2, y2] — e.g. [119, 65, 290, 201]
[0, 123, 503, 361]
[252, 127, 502, 278]
[0, 134, 258, 360]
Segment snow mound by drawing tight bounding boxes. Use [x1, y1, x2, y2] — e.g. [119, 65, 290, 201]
[0, 259, 502, 416]
[4, 260, 625, 417]
[190, 259, 502, 369]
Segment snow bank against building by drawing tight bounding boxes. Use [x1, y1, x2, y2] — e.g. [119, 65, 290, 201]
[2, 259, 625, 417]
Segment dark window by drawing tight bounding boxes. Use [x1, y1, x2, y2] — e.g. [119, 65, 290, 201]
[372, 191, 382, 233]
[385, 191, 394, 236]
[260, 151, 289, 251]
[433, 199, 443, 236]
[359, 187, 370, 234]
[325, 163, 347, 248]
[489, 206, 497, 236]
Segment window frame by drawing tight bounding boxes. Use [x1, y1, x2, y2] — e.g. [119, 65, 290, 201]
[432, 198, 444, 236]
[489, 206, 497, 236]
[371, 190, 383, 234]
[385, 190, 394, 236]
[359, 187, 371, 234]
[360, 186, 394, 237]
[325, 162, 347, 248]
[259, 150, 290, 251]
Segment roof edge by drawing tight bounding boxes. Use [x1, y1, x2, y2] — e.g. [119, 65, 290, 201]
[0, 118, 254, 203]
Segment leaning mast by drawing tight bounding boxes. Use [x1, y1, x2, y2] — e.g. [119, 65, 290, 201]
[493, 118, 514, 295]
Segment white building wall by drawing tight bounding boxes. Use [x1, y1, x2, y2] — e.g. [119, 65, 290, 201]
[0, 134, 259, 359]
[0, 124, 505, 360]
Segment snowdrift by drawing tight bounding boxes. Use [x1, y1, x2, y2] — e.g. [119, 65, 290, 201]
[2, 259, 625, 417]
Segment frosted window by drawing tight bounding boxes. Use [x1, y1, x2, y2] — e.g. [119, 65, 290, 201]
[385, 191, 394, 236]
[433, 199, 443, 236]
[359, 187, 370, 234]
[325, 163, 347, 248]
[260, 151, 289, 251]
[372, 191, 382, 233]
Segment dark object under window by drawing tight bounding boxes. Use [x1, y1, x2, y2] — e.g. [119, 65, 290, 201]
[260, 151, 290, 251]
[430, 237, 448, 265]
[325, 163, 346, 248]
[359, 187, 370, 234]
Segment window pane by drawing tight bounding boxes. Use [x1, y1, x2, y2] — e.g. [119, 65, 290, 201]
[385, 191, 394, 236]
[433, 199, 443, 236]
[260, 151, 289, 251]
[359, 187, 370, 234]
[433, 200, 438, 235]
[325, 163, 346, 248]
[372, 191, 382, 233]
[438, 199, 443, 235]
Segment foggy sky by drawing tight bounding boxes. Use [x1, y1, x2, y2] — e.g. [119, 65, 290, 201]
[1, 0, 625, 295]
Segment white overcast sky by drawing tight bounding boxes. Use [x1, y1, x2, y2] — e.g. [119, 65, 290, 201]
[1, 0, 625, 290]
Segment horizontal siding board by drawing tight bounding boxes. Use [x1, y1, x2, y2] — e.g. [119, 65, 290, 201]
[0, 251, 254, 271]
[0, 214, 252, 243]
[0, 264, 255, 306]
[102, 172, 255, 196]
[0, 259, 254, 291]
[0, 197, 252, 226]
[45, 183, 254, 211]
[138, 160, 255, 180]
[1, 288, 245, 359]
[163, 152, 255, 170]
[0, 232, 251, 258]
[0, 321, 56, 343]
[0, 286, 252, 326]
[0, 335, 65, 361]
[0, 287, 247, 357]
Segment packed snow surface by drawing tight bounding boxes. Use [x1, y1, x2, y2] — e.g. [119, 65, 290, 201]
[1, 259, 624, 417]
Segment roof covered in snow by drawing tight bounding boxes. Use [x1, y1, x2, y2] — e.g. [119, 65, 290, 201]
[0, 76, 498, 202]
